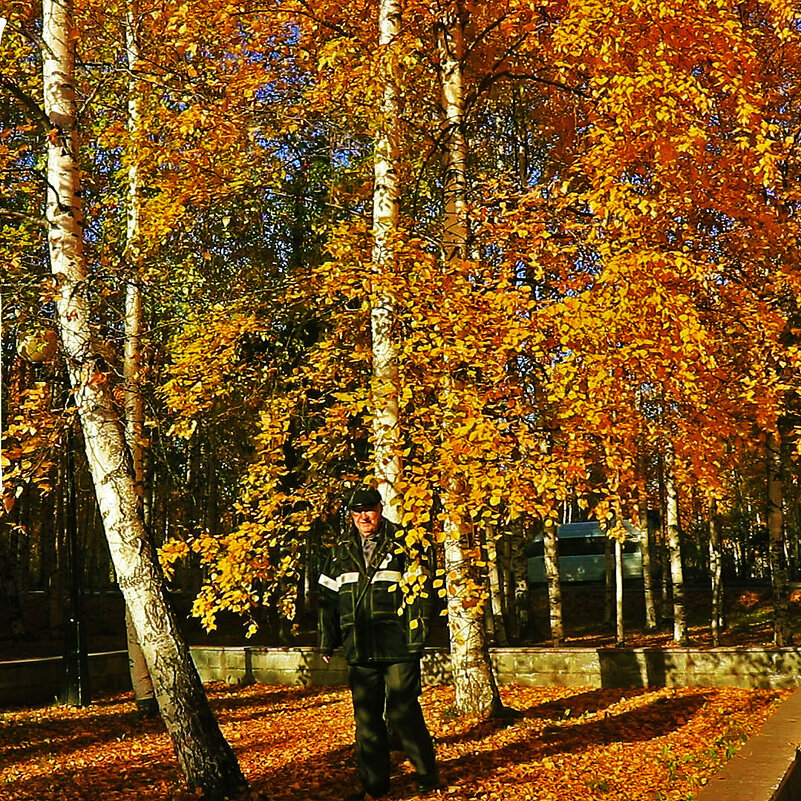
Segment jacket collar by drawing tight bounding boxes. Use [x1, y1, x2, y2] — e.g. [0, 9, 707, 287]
[348, 518, 392, 575]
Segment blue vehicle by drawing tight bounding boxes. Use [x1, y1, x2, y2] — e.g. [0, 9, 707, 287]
[527, 521, 644, 583]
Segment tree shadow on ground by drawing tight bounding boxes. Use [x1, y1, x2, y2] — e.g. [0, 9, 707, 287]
[0, 706, 165, 770]
[435, 690, 710, 791]
[433, 687, 654, 746]
[209, 684, 345, 717]
[0, 734, 182, 801]
[0, 686, 345, 772]
[261, 690, 712, 800]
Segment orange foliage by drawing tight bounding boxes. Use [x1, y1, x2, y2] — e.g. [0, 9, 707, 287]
[151, 0, 801, 630]
[1, 379, 62, 515]
[5, 0, 801, 634]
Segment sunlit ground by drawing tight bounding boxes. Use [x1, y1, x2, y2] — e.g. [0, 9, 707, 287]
[0, 682, 788, 801]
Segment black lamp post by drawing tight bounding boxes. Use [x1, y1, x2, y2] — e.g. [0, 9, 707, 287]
[61, 418, 90, 706]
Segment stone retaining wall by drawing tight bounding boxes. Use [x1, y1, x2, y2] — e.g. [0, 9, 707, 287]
[3, 646, 801, 708]
[492, 647, 801, 691]
[191, 646, 801, 691]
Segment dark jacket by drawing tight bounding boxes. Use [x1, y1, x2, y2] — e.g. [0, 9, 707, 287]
[318, 520, 430, 664]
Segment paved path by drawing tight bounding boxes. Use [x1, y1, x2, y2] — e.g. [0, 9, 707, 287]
[697, 689, 801, 801]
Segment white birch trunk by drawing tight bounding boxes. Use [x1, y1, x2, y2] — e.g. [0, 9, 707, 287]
[542, 519, 563, 644]
[639, 517, 658, 630]
[42, 2, 245, 795]
[512, 541, 531, 638]
[123, 0, 156, 715]
[437, 3, 502, 718]
[637, 449, 658, 629]
[510, 531, 530, 639]
[708, 500, 723, 646]
[485, 534, 508, 646]
[124, 0, 145, 509]
[370, 0, 402, 522]
[125, 605, 157, 713]
[443, 525, 502, 718]
[614, 537, 624, 645]
[665, 466, 687, 645]
[438, 10, 468, 264]
[604, 534, 614, 628]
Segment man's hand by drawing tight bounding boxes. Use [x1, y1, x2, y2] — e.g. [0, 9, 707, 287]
[321, 654, 331, 664]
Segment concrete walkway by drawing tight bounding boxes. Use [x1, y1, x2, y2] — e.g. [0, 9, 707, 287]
[697, 689, 801, 801]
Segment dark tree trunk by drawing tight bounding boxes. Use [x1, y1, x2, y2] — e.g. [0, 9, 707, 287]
[542, 520, 563, 644]
[614, 538, 624, 646]
[0, 519, 27, 636]
[767, 432, 791, 646]
[708, 502, 724, 647]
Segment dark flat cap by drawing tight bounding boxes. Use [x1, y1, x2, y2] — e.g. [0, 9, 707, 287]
[348, 487, 383, 510]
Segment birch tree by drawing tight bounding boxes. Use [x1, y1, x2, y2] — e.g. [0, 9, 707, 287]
[664, 465, 687, 645]
[436, 1, 503, 719]
[708, 500, 723, 647]
[541, 520, 563, 645]
[637, 449, 658, 630]
[614, 536, 624, 646]
[41, 0, 246, 795]
[370, 0, 402, 521]
[121, 0, 156, 717]
[485, 533, 508, 646]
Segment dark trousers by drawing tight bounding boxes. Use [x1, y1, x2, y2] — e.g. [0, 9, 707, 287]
[348, 660, 438, 795]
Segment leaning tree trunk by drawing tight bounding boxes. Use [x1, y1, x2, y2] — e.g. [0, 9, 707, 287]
[437, 1, 503, 719]
[665, 465, 688, 645]
[767, 431, 791, 646]
[42, 2, 246, 796]
[122, 0, 156, 717]
[542, 519, 563, 644]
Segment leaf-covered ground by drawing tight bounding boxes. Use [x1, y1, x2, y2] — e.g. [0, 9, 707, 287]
[0, 682, 789, 801]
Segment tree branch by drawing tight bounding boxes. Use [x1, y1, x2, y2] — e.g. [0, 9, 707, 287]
[0, 207, 47, 229]
[470, 69, 590, 106]
[0, 74, 51, 132]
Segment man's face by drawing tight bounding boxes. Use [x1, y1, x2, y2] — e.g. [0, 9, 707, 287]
[351, 504, 382, 538]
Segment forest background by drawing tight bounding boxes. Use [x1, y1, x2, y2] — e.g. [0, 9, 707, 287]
[3, 0, 801, 754]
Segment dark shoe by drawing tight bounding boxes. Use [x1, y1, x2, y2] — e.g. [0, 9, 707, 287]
[345, 789, 388, 801]
[415, 775, 444, 794]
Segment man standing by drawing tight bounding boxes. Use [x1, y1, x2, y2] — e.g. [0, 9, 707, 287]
[318, 487, 441, 800]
